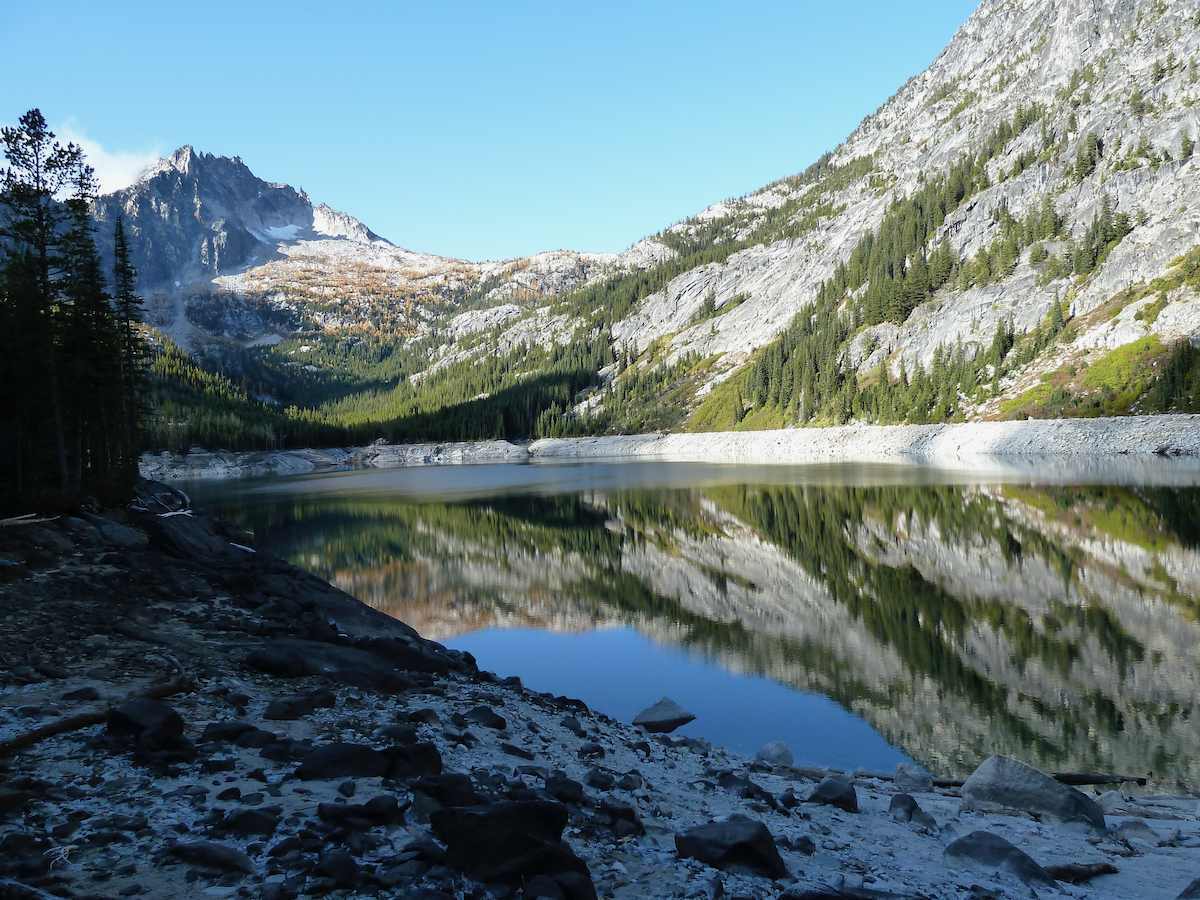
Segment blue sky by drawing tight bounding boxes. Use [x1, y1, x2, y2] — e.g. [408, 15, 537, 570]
[2, 1, 979, 261]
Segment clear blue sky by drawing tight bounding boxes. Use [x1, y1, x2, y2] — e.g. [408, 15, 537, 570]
[2, 1, 979, 261]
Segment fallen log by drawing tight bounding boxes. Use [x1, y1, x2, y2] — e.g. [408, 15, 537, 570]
[1045, 862, 1119, 884]
[0, 879, 72, 900]
[1053, 772, 1148, 787]
[0, 657, 191, 758]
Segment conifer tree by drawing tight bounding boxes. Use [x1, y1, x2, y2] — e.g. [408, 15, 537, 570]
[0, 109, 147, 508]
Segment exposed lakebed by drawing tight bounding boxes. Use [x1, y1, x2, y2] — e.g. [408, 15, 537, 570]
[191, 459, 1200, 787]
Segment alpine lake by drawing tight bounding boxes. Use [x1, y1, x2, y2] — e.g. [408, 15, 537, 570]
[188, 458, 1200, 789]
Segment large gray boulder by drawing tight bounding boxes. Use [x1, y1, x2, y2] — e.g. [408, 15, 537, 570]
[632, 697, 695, 733]
[755, 741, 794, 767]
[943, 831, 1058, 889]
[675, 815, 788, 879]
[962, 755, 1105, 831]
[1178, 876, 1200, 899]
[807, 776, 858, 813]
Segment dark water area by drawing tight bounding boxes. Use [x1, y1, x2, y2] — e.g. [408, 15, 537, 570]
[190, 460, 1200, 783]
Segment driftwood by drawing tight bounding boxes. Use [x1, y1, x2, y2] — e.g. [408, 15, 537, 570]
[0, 514, 58, 527]
[1045, 862, 1120, 884]
[0, 655, 191, 757]
[802, 768, 1145, 789]
[1053, 772, 1148, 787]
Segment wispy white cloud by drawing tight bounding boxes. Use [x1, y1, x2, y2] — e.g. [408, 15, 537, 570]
[54, 121, 164, 195]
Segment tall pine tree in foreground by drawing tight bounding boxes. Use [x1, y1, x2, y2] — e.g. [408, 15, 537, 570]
[0, 109, 146, 510]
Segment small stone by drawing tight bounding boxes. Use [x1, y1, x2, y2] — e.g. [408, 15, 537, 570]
[463, 706, 506, 730]
[338, 780, 357, 798]
[502, 743, 537, 761]
[63, 686, 100, 702]
[1116, 818, 1164, 846]
[615, 771, 643, 791]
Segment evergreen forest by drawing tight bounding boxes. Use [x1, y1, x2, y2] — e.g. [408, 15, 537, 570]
[0, 111, 146, 511]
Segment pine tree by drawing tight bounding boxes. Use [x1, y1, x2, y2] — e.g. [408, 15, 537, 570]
[0, 109, 145, 507]
[113, 217, 147, 460]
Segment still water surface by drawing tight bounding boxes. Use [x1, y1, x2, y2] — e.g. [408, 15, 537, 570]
[190, 460, 1200, 783]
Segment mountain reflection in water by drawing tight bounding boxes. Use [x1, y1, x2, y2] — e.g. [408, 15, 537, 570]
[193, 464, 1200, 783]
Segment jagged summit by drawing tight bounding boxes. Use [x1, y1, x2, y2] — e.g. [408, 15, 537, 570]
[91, 147, 391, 289]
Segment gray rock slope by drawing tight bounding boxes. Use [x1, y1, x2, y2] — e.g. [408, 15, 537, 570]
[599, 0, 1200, 379]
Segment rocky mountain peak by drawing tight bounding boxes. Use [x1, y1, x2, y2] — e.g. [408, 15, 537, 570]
[91, 148, 390, 290]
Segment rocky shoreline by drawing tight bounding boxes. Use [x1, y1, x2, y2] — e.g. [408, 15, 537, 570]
[137, 415, 1200, 482]
[3, 486, 1200, 900]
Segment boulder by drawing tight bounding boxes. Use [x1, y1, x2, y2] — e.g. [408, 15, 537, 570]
[246, 638, 416, 694]
[461, 706, 506, 730]
[632, 697, 695, 733]
[755, 741, 794, 767]
[584, 769, 614, 791]
[1179, 876, 1200, 899]
[108, 698, 184, 748]
[893, 762, 934, 793]
[199, 721, 260, 744]
[674, 815, 788, 880]
[545, 772, 585, 804]
[317, 795, 404, 827]
[82, 514, 148, 550]
[354, 636, 452, 675]
[942, 831, 1057, 889]
[429, 801, 592, 885]
[224, 807, 279, 837]
[169, 841, 254, 874]
[962, 755, 1105, 831]
[807, 776, 858, 813]
[294, 743, 391, 780]
[263, 695, 315, 720]
[888, 793, 937, 829]
[1116, 819, 1164, 847]
[414, 773, 477, 807]
[315, 849, 357, 888]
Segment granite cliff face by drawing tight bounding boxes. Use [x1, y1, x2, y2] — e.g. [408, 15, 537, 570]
[602, 0, 1200, 367]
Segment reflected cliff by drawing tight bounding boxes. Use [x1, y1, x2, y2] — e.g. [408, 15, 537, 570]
[196, 470, 1200, 784]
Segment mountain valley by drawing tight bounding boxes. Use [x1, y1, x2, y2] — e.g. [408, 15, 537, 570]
[93, 0, 1200, 451]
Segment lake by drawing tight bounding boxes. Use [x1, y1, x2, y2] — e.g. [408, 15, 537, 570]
[189, 459, 1200, 784]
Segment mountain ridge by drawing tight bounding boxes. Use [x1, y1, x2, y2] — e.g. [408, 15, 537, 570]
[92, 0, 1200, 447]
